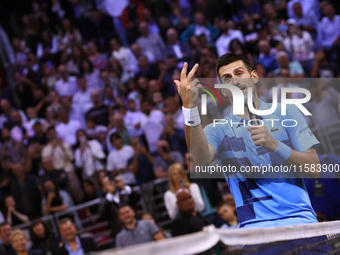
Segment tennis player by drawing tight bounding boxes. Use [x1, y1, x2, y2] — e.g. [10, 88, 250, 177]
[174, 53, 321, 229]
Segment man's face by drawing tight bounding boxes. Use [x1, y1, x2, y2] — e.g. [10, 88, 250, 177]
[176, 190, 195, 213]
[118, 206, 135, 225]
[0, 224, 12, 243]
[218, 60, 258, 98]
[59, 221, 77, 242]
[141, 101, 152, 115]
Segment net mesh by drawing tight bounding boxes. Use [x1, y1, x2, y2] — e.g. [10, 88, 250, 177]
[97, 221, 340, 255]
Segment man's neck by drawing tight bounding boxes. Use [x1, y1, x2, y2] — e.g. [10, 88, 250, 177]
[125, 219, 137, 230]
[231, 95, 260, 120]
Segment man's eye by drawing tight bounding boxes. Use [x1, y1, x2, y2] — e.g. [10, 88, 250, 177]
[223, 77, 231, 83]
[237, 72, 243, 76]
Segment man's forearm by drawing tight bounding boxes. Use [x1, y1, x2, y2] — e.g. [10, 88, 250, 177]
[286, 148, 320, 178]
[185, 125, 214, 165]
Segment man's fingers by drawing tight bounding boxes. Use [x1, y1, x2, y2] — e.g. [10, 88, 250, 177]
[187, 63, 199, 80]
[180, 62, 188, 82]
[174, 80, 181, 90]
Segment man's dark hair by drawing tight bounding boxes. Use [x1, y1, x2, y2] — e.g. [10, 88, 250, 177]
[110, 132, 122, 142]
[216, 53, 253, 80]
[118, 203, 133, 211]
[59, 217, 74, 226]
[29, 219, 51, 244]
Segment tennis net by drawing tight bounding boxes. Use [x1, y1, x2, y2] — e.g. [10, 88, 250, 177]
[95, 221, 340, 255]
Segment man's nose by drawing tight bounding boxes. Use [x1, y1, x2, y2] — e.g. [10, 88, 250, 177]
[231, 76, 241, 86]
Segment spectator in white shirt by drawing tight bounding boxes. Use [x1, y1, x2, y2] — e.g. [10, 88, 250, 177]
[54, 65, 78, 98]
[106, 133, 135, 185]
[72, 75, 93, 128]
[124, 99, 145, 138]
[216, 19, 244, 58]
[110, 38, 137, 77]
[74, 130, 105, 181]
[164, 163, 204, 219]
[55, 107, 82, 146]
[140, 99, 164, 154]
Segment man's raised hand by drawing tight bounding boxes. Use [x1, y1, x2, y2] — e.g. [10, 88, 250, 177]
[173, 62, 199, 108]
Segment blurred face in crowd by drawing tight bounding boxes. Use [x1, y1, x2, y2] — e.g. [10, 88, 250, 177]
[43, 157, 54, 172]
[138, 22, 149, 36]
[176, 189, 195, 214]
[0, 224, 12, 244]
[218, 204, 235, 222]
[59, 221, 77, 242]
[77, 77, 87, 92]
[110, 39, 120, 51]
[11, 111, 22, 126]
[58, 65, 69, 80]
[43, 180, 56, 194]
[32, 223, 46, 238]
[11, 233, 28, 253]
[140, 101, 152, 115]
[277, 53, 290, 68]
[111, 135, 123, 150]
[258, 40, 270, 54]
[194, 12, 204, 26]
[167, 28, 178, 44]
[131, 43, 141, 57]
[127, 100, 136, 111]
[83, 181, 95, 196]
[11, 163, 25, 179]
[58, 109, 70, 123]
[118, 206, 136, 225]
[293, 3, 302, 17]
[87, 42, 98, 55]
[138, 55, 149, 69]
[1, 100, 11, 113]
[5, 196, 16, 210]
[1, 128, 11, 141]
[324, 4, 335, 19]
[91, 90, 101, 106]
[152, 91, 163, 105]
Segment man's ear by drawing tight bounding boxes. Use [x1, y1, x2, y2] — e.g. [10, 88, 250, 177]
[251, 70, 259, 84]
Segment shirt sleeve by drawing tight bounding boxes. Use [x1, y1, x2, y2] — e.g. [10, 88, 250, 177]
[146, 220, 160, 236]
[190, 183, 205, 213]
[164, 191, 178, 219]
[285, 104, 319, 152]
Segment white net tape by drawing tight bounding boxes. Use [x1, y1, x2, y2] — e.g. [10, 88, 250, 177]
[94, 221, 340, 255]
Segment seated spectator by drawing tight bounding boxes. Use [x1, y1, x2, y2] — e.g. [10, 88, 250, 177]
[54, 65, 78, 98]
[124, 99, 145, 138]
[55, 107, 82, 147]
[0, 222, 15, 255]
[121, 0, 145, 44]
[216, 19, 244, 58]
[0, 127, 27, 167]
[136, 21, 165, 62]
[317, 3, 340, 52]
[42, 179, 69, 216]
[85, 90, 110, 127]
[257, 40, 278, 74]
[180, 12, 219, 45]
[86, 41, 108, 70]
[171, 189, 210, 237]
[40, 157, 68, 190]
[80, 59, 104, 93]
[36, 29, 59, 61]
[311, 50, 340, 79]
[217, 202, 240, 229]
[10, 162, 42, 219]
[165, 28, 191, 63]
[82, 180, 103, 217]
[9, 230, 44, 255]
[99, 176, 139, 244]
[26, 138, 43, 175]
[106, 113, 131, 152]
[4, 195, 29, 226]
[72, 75, 93, 128]
[140, 99, 164, 153]
[116, 204, 165, 248]
[42, 127, 83, 204]
[4, 110, 31, 143]
[162, 115, 186, 156]
[107, 133, 135, 185]
[86, 117, 107, 145]
[273, 51, 304, 78]
[74, 129, 105, 181]
[283, 19, 314, 75]
[56, 218, 98, 254]
[164, 163, 205, 220]
[153, 140, 184, 178]
[29, 219, 60, 255]
[128, 136, 155, 185]
[0, 99, 27, 130]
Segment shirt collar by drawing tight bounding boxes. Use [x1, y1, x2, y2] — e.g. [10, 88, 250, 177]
[228, 99, 266, 128]
[65, 236, 81, 252]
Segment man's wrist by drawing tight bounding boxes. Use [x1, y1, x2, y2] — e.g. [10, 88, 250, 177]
[271, 141, 291, 164]
[182, 106, 201, 126]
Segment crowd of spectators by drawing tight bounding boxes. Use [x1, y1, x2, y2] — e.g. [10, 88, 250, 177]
[0, 0, 340, 253]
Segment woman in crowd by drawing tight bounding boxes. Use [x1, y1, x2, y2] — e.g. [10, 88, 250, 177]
[164, 163, 205, 219]
[10, 229, 44, 255]
[29, 219, 61, 255]
[4, 195, 29, 226]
